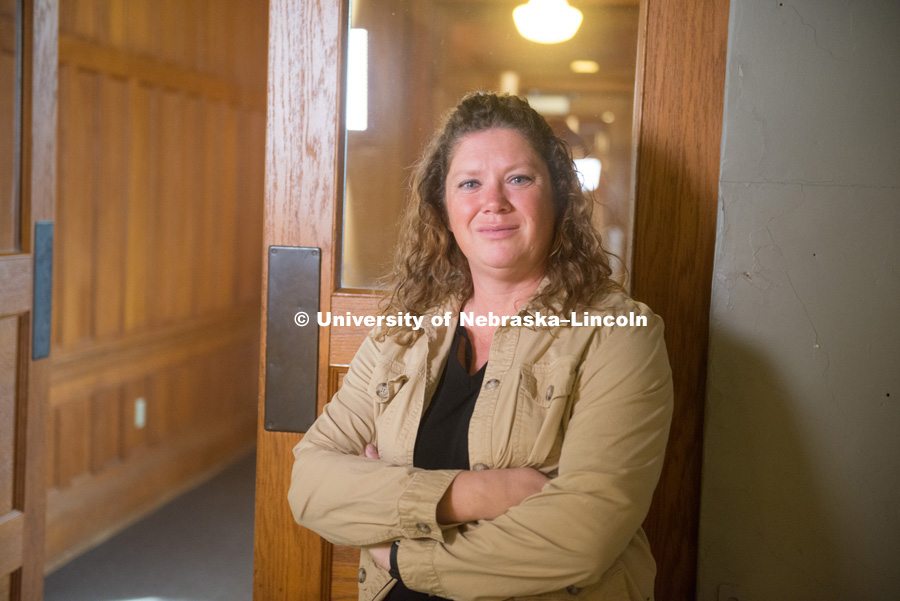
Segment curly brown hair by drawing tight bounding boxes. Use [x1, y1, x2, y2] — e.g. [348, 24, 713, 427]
[380, 92, 619, 340]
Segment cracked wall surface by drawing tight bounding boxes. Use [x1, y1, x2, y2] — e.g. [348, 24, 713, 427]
[698, 1, 900, 600]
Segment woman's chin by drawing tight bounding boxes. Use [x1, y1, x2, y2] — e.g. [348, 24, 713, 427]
[470, 258, 543, 282]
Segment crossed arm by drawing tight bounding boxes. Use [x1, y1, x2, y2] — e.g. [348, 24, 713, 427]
[361, 443, 549, 570]
[288, 315, 672, 600]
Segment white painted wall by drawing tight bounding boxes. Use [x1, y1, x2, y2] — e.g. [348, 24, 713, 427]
[698, 1, 900, 600]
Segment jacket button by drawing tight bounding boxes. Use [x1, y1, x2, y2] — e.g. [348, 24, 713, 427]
[358, 567, 366, 583]
[545, 385, 554, 400]
[566, 585, 581, 595]
[484, 378, 500, 390]
[416, 522, 431, 534]
[472, 463, 489, 471]
[376, 383, 389, 398]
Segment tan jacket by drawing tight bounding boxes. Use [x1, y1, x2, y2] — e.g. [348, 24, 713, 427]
[288, 291, 673, 601]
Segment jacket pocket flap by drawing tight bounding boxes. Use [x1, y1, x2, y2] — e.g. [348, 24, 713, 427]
[368, 360, 408, 403]
[532, 358, 578, 406]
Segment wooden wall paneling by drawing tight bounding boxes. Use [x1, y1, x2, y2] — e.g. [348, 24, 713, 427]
[105, 0, 126, 49]
[158, 88, 185, 322]
[169, 363, 193, 436]
[217, 103, 238, 309]
[181, 0, 201, 73]
[145, 370, 167, 445]
[203, 350, 222, 424]
[204, 351, 223, 427]
[204, 0, 222, 78]
[56, 0, 74, 36]
[57, 64, 95, 349]
[61, 0, 94, 40]
[229, 346, 248, 416]
[126, 0, 157, 58]
[214, 0, 235, 74]
[151, 366, 174, 440]
[143, 86, 165, 329]
[185, 357, 205, 433]
[94, 74, 127, 341]
[239, 344, 257, 417]
[180, 94, 201, 315]
[123, 80, 152, 333]
[226, 347, 243, 416]
[197, 100, 221, 313]
[233, 110, 250, 302]
[45, 414, 256, 571]
[159, 0, 186, 67]
[57, 35, 265, 108]
[50, 309, 258, 402]
[179, 94, 201, 314]
[54, 396, 91, 489]
[48, 0, 267, 571]
[89, 385, 122, 472]
[630, 0, 729, 599]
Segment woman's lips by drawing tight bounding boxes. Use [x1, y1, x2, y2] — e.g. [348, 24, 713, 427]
[476, 224, 519, 238]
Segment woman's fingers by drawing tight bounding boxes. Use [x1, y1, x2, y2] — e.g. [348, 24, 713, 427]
[363, 444, 380, 459]
[368, 543, 392, 572]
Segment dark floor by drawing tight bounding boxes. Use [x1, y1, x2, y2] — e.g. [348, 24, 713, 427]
[44, 452, 256, 601]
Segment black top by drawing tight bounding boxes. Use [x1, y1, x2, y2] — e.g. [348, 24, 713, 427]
[385, 325, 485, 601]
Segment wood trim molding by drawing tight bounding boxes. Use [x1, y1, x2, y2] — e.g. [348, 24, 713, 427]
[630, 1, 730, 599]
[49, 305, 259, 403]
[58, 35, 266, 109]
[328, 365, 348, 401]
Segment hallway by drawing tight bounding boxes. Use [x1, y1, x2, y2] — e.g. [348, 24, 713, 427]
[44, 452, 256, 601]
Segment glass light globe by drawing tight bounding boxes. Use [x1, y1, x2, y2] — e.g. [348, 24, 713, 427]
[513, 0, 584, 45]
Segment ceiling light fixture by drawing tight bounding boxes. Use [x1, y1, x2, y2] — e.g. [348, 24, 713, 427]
[570, 60, 600, 74]
[513, 0, 583, 45]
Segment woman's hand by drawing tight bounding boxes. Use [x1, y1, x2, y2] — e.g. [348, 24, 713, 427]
[437, 467, 549, 524]
[368, 542, 392, 572]
[361, 444, 380, 459]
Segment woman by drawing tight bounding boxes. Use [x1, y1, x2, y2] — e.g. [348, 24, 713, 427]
[288, 92, 673, 601]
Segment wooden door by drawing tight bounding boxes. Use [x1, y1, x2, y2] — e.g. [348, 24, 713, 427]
[0, 0, 56, 599]
[252, 1, 729, 600]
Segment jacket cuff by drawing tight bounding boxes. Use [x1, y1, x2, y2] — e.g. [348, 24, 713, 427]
[397, 537, 443, 596]
[397, 469, 461, 541]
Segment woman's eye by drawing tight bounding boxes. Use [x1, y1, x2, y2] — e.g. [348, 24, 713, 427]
[510, 175, 533, 185]
[460, 180, 479, 189]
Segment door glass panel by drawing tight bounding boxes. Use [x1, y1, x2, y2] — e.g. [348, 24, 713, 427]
[340, 0, 640, 289]
[0, 0, 21, 254]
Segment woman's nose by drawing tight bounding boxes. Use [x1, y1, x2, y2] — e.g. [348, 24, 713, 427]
[481, 182, 511, 213]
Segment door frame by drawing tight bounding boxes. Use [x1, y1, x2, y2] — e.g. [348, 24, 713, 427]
[0, 0, 57, 598]
[253, 1, 728, 599]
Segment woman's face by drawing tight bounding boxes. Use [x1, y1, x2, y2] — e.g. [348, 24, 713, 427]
[445, 128, 555, 285]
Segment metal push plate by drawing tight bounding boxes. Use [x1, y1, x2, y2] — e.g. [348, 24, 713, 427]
[33, 221, 54, 360]
[264, 246, 320, 432]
